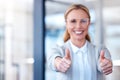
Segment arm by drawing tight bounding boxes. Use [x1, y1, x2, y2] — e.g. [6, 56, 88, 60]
[47, 45, 63, 71]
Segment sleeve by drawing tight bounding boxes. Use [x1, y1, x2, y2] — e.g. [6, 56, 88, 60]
[47, 44, 65, 71]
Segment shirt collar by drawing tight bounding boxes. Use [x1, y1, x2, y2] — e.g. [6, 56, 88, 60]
[70, 40, 88, 54]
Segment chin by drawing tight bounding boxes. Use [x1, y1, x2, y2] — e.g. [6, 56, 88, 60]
[75, 37, 84, 41]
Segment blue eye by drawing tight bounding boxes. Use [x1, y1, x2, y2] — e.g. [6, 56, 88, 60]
[81, 19, 87, 23]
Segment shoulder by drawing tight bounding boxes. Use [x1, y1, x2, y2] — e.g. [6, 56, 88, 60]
[51, 40, 70, 56]
[87, 41, 108, 52]
[87, 41, 110, 55]
[87, 41, 96, 49]
[54, 40, 70, 49]
[89, 42, 111, 60]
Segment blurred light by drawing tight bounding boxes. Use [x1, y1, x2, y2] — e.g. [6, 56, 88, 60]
[26, 58, 34, 64]
[113, 60, 120, 66]
[45, 13, 65, 29]
[85, 0, 96, 2]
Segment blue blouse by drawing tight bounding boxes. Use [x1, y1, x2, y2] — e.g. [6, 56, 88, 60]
[70, 40, 92, 80]
[48, 40, 111, 80]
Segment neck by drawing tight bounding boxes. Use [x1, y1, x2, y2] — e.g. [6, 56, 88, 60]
[71, 38, 86, 48]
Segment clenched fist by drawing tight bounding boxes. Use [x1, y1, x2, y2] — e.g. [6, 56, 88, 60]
[54, 48, 71, 72]
[99, 50, 113, 75]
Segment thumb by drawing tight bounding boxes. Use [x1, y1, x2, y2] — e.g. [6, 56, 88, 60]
[100, 50, 105, 62]
[64, 48, 71, 60]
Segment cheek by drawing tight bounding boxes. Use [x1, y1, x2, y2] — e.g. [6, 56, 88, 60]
[85, 27, 89, 32]
[66, 24, 73, 33]
[84, 25, 89, 32]
[67, 27, 74, 35]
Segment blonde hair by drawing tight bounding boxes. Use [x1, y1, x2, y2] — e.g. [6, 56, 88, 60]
[64, 4, 91, 42]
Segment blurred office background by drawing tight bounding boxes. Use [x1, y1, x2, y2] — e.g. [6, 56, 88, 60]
[0, 0, 120, 80]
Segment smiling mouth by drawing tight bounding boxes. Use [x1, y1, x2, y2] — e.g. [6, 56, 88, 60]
[74, 31, 84, 35]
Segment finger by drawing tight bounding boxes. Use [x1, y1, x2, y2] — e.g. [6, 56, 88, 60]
[100, 50, 105, 62]
[61, 59, 71, 68]
[102, 67, 112, 73]
[63, 58, 71, 65]
[59, 66, 66, 72]
[64, 48, 71, 60]
[61, 60, 70, 68]
[100, 59, 110, 67]
[59, 63, 69, 72]
[104, 69, 112, 75]
[58, 62, 67, 72]
[102, 61, 112, 70]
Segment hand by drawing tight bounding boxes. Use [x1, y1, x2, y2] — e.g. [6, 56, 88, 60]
[55, 48, 71, 72]
[99, 50, 113, 75]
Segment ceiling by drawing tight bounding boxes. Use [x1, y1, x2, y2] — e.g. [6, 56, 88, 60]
[45, 0, 120, 25]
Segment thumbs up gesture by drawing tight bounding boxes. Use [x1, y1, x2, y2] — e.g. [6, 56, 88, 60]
[99, 50, 113, 75]
[55, 48, 71, 72]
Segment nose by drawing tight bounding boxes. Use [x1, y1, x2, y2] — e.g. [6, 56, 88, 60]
[76, 21, 82, 28]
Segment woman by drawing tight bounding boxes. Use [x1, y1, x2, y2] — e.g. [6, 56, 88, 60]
[48, 4, 112, 80]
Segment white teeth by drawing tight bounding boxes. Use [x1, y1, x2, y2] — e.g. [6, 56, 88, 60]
[75, 31, 82, 34]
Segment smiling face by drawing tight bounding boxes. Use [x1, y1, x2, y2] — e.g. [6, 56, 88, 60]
[66, 9, 90, 43]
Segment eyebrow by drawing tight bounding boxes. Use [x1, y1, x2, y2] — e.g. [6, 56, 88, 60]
[67, 18, 89, 20]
